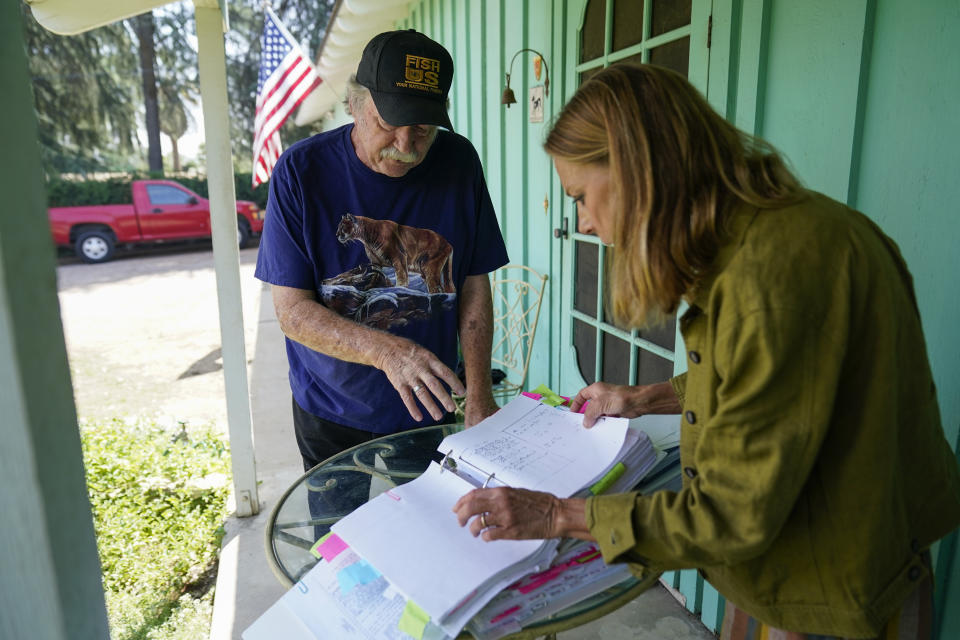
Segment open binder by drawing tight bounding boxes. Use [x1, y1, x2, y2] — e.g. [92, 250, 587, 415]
[331, 396, 657, 636]
[244, 395, 666, 639]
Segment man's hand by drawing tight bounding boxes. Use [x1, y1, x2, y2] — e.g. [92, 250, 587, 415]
[569, 381, 682, 427]
[373, 337, 466, 422]
[464, 393, 499, 427]
[272, 285, 464, 422]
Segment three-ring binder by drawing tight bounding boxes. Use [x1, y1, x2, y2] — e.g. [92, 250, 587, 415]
[438, 448, 506, 488]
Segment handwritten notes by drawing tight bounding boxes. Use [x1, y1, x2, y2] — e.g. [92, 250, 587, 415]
[439, 395, 629, 496]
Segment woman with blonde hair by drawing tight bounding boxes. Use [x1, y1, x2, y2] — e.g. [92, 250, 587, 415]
[454, 63, 960, 639]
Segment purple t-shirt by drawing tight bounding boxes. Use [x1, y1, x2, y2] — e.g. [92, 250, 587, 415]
[255, 125, 508, 433]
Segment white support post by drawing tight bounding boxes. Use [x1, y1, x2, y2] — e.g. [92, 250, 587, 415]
[194, 1, 260, 516]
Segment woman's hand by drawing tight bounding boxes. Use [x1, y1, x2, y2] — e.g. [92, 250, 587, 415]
[569, 381, 682, 427]
[453, 487, 594, 542]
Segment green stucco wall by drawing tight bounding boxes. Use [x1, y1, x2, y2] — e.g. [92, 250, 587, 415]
[854, 0, 960, 634]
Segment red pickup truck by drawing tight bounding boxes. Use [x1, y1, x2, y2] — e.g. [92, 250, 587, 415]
[49, 179, 265, 263]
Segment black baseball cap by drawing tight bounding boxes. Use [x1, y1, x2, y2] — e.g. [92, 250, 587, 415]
[356, 29, 454, 131]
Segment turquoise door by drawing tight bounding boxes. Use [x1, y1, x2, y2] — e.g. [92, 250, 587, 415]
[553, 0, 723, 631]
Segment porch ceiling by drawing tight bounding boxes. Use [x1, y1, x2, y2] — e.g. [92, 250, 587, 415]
[294, 0, 411, 126]
[22, 0, 218, 35]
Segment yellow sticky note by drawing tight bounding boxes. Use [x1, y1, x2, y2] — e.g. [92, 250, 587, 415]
[590, 462, 626, 495]
[397, 600, 430, 639]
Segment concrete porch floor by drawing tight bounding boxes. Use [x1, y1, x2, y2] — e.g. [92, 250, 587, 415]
[209, 283, 717, 640]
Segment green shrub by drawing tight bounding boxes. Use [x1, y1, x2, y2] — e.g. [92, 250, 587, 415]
[45, 174, 269, 209]
[80, 418, 231, 640]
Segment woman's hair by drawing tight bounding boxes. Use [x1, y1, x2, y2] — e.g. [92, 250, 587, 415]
[544, 63, 803, 327]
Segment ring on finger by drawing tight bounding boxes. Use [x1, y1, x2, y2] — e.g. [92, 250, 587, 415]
[412, 384, 422, 393]
[480, 512, 489, 528]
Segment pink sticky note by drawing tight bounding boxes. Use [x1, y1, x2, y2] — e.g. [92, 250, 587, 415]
[521, 391, 543, 400]
[316, 533, 348, 561]
[490, 605, 522, 623]
[576, 400, 589, 414]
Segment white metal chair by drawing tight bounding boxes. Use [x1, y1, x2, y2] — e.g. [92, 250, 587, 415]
[456, 264, 548, 416]
[489, 264, 548, 402]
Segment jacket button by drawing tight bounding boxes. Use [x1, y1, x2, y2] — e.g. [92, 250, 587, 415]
[908, 566, 922, 581]
[685, 410, 697, 424]
[911, 539, 920, 553]
[689, 350, 701, 364]
[684, 466, 698, 479]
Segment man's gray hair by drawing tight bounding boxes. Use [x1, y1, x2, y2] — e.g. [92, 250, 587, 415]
[344, 75, 370, 116]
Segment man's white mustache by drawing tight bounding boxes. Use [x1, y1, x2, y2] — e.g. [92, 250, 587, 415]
[380, 146, 420, 163]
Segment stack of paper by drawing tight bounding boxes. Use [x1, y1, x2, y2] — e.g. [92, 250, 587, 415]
[465, 540, 633, 640]
[243, 537, 454, 640]
[244, 395, 666, 639]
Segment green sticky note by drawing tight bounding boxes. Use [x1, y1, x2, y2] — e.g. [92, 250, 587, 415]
[532, 383, 556, 396]
[398, 600, 430, 639]
[541, 395, 565, 407]
[310, 532, 332, 559]
[590, 462, 626, 495]
[532, 383, 565, 406]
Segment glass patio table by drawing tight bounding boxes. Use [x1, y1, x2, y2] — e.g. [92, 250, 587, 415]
[265, 423, 661, 639]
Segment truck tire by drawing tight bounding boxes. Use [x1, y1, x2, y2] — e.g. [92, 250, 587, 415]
[238, 218, 252, 249]
[76, 230, 115, 263]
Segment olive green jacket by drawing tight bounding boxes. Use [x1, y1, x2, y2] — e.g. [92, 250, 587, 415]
[586, 191, 960, 637]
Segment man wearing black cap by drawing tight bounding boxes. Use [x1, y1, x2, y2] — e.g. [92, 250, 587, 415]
[255, 30, 508, 472]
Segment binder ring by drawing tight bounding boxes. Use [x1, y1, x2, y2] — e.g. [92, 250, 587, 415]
[439, 450, 456, 473]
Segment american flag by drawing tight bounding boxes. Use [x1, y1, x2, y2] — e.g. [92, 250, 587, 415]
[252, 8, 321, 187]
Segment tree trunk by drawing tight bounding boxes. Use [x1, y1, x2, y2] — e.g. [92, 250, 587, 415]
[169, 134, 181, 172]
[134, 12, 163, 174]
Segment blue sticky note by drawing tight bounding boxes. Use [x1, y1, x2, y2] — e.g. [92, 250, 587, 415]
[336, 559, 381, 593]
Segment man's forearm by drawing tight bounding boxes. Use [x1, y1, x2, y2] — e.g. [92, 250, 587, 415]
[458, 274, 495, 398]
[273, 287, 394, 369]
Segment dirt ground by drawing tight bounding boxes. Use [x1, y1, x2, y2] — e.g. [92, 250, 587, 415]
[56, 241, 265, 432]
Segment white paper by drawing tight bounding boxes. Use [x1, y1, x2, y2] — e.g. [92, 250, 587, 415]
[467, 542, 633, 640]
[333, 461, 545, 624]
[438, 396, 630, 497]
[630, 413, 681, 450]
[243, 544, 454, 640]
